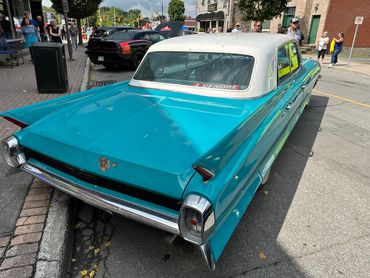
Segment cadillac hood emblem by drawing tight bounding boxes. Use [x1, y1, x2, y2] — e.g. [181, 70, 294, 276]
[99, 157, 110, 172]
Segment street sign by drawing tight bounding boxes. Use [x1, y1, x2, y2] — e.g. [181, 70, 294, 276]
[348, 16, 364, 67]
[354, 16, 364, 25]
[62, 0, 69, 13]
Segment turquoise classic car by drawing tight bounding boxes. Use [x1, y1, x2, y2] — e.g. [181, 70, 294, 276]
[0, 33, 320, 270]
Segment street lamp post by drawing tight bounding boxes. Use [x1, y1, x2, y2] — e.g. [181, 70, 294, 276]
[62, 0, 73, 60]
[4, 0, 15, 38]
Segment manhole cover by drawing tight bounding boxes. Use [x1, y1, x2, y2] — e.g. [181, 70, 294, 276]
[88, 80, 117, 88]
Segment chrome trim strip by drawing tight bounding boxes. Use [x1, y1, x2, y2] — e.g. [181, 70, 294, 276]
[21, 162, 180, 235]
[200, 242, 216, 271]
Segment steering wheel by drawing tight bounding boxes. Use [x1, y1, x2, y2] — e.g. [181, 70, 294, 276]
[212, 54, 233, 70]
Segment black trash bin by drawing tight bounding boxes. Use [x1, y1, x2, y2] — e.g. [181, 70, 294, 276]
[31, 43, 68, 93]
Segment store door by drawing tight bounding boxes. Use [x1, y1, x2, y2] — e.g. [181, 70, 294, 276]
[308, 15, 320, 44]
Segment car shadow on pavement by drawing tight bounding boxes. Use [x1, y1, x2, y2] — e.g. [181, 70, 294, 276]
[69, 95, 329, 278]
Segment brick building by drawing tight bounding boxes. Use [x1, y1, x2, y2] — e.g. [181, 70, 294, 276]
[269, 0, 370, 47]
[196, 0, 370, 48]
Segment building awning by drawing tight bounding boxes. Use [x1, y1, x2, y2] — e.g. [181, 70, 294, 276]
[196, 11, 224, 21]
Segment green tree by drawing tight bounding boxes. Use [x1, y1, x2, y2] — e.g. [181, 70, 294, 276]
[42, 6, 61, 24]
[168, 0, 185, 21]
[238, 0, 289, 22]
[51, 0, 103, 44]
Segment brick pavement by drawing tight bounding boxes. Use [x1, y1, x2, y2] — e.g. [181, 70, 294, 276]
[0, 45, 87, 278]
[0, 45, 87, 138]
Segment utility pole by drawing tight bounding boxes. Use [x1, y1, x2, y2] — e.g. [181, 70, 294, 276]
[62, 0, 73, 60]
[98, 7, 101, 27]
[4, 0, 15, 37]
[161, 1, 164, 23]
[113, 7, 116, 26]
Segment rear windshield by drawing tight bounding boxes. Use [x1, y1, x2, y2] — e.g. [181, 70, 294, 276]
[133, 52, 254, 90]
[94, 29, 107, 37]
[108, 31, 136, 40]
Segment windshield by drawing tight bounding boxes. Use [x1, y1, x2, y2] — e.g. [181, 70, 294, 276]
[108, 31, 136, 40]
[133, 52, 254, 90]
[94, 29, 107, 37]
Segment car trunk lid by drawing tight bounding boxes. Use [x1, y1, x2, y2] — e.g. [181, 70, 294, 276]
[16, 83, 252, 200]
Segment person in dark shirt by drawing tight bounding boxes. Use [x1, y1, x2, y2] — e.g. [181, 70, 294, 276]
[36, 16, 46, 41]
[0, 14, 12, 39]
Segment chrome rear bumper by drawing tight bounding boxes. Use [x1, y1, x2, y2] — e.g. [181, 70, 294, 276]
[21, 162, 180, 235]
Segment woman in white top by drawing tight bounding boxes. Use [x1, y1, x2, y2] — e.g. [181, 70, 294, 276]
[317, 31, 329, 63]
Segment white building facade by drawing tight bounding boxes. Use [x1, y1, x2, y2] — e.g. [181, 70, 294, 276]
[196, 0, 236, 32]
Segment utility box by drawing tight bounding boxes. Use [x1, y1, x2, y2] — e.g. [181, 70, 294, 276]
[31, 43, 68, 93]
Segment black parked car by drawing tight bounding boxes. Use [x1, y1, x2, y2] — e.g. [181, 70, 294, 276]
[90, 26, 134, 40]
[155, 21, 197, 37]
[85, 30, 167, 69]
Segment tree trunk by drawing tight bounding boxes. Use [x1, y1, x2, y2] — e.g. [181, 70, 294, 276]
[77, 18, 83, 45]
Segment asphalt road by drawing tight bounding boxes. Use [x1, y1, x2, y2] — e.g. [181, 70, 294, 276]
[70, 63, 370, 277]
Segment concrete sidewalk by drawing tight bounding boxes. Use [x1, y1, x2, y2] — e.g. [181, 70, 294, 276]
[303, 53, 370, 76]
[0, 45, 87, 278]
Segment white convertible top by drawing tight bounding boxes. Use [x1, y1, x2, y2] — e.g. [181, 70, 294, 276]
[130, 33, 295, 99]
[149, 33, 289, 57]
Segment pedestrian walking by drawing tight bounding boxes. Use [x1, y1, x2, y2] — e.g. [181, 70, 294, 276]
[81, 24, 87, 42]
[0, 14, 12, 39]
[21, 11, 38, 28]
[69, 22, 79, 50]
[287, 17, 302, 42]
[328, 32, 344, 67]
[21, 17, 40, 61]
[36, 16, 46, 42]
[87, 25, 95, 40]
[61, 25, 66, 41]
[48, 20, 62, 43]
[231, 23, 241, 33]
[316, 31, 329, 64]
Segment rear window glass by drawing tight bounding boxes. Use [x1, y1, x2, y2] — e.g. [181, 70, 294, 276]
[94, 29, 107, 37]
[108, 31, 136, 40]
[133, 52, 254, 91]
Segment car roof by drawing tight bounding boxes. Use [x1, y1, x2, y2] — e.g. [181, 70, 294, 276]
[149, 33, 291, 56]
[96, 26, 133, 30]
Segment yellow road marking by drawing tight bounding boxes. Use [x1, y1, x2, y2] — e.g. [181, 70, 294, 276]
[313, 89, 370, 109]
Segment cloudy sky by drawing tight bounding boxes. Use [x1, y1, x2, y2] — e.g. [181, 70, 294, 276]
[43, 0, 197, 17]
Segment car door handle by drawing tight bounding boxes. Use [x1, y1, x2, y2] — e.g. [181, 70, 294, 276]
[302, 77, 312, 89]
[282, 103, 292, 117]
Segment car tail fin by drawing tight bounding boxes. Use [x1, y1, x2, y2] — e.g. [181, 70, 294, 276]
[1, 115, 28, 128]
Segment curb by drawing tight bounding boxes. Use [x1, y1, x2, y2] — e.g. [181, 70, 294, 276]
[80, 57, 91, 92]
[328, 65, 370, 76]
[33, 56, 91, 278]
[34, 191, 72, 278]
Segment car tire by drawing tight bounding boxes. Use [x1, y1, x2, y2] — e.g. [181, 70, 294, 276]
[131, 52, 144, 70]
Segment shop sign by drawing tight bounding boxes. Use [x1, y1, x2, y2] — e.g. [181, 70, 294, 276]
[208, 3, 217, 12]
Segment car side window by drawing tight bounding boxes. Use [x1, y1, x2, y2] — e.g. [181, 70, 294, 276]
[135, 33, 150, 40]
[149, 33, 166, 43]
[289, 42, 300, 73]
[277, 44, 291, 82]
